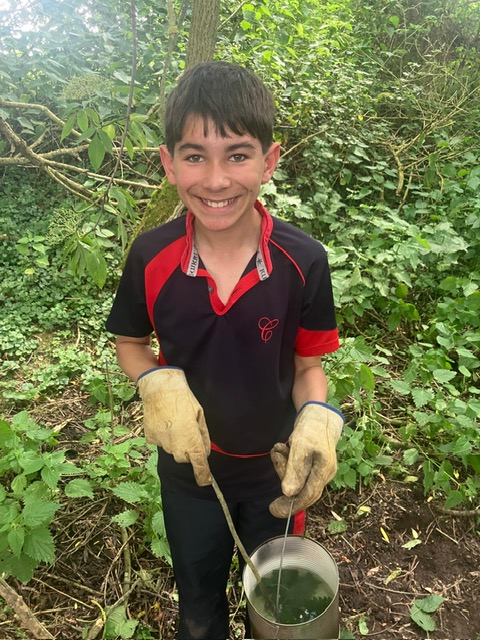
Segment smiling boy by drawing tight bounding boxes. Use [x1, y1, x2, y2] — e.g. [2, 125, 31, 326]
[106, 61, 344, 640]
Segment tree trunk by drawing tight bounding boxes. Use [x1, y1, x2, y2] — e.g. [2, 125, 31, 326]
[138, 0, 221, 237]
[185, 0, 221, 69]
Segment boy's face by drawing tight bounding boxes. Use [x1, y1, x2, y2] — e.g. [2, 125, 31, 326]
[160, 116, 280, 235]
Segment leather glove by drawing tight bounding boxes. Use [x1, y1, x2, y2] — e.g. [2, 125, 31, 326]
[137, 367, 211, 486]
[269, 401, 344, 518]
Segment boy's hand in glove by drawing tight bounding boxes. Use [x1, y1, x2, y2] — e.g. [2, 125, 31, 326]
[137, 367, 211, 486]
[269, 402, 344, 518]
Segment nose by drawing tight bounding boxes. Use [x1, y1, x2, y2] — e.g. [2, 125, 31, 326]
[202, 161, 231, 191]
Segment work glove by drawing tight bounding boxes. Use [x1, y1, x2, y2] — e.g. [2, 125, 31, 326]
[137, 367, 212, 486]
[269, 401, 344, 518]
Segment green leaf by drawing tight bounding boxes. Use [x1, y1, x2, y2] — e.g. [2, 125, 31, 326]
[1, 553, 37, 583]
[467, 176, 480, 190]
[433, 369, 457, 383]
[103, 123, 116, 140]
[327, 519, 348, 534]
[389, 380, 410, 395]
[111, 510, 138, 527]
[359, 364, 375, 391]
[112, 481, 148, 504]
[60, 114, 76, 141]
[105, 606, 138, 639]
[151, 511, 166, 536]
[411, 387, 434, 408]
[23, 527, 55, 563]
[151, 536, 171, 562]
[402, 538, 421, 549]
[444, 490, 464, 510]
[85, 249, 107, 288]
[8, 527, 25, 557]
[41, 465, 61, 489]
[358, 616, 369, 635]
[112, 69, 131, 84]
[76, 110, 89, 133]
[98, 128, 113, 153]
[64, 478, 94, 499]
[415, 595, 445, 613]
[88, 134, 106, 171]
[410, 606, 436, 632]
[22, 500, 60, 527]
[19, 451, 45, 474]
[403, 448, 419, 465]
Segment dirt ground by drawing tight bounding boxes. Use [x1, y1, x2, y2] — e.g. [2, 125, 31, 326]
[1, 398, 479, 640]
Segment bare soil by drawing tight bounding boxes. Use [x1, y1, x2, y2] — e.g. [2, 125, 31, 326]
[1, 397, 479, 640]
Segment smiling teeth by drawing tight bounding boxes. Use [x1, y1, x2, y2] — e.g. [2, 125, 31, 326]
[202, 198, 235, 208]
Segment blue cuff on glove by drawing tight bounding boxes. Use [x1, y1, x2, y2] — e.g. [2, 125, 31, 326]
[298, 400, 345, 424]
[136, 366, 182, 383]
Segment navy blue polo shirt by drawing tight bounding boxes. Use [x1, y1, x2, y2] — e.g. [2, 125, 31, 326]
[106, 200, 339, 500]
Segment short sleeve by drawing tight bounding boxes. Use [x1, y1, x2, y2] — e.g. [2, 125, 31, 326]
[294, 247, 339, 357]
[105, 239, 154, 337]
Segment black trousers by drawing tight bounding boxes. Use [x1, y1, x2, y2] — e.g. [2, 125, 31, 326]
[161, 485, 304, 640]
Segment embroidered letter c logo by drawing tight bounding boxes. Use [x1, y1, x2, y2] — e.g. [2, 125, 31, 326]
[258, 317, 279, 343]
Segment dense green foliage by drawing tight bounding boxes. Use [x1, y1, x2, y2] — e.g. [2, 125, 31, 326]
[0, 0, 479, 636]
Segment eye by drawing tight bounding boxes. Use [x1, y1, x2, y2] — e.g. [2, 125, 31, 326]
[186, 154, 204, 163]
[230, 153, 247, 162]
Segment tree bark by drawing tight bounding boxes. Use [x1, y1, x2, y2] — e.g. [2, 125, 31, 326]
[185, 0, 221, 68]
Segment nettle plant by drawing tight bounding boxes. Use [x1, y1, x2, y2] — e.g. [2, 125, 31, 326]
[275, 125, 480, 509]
[0, 412, 81, 582]
[0, 402, 172, 584]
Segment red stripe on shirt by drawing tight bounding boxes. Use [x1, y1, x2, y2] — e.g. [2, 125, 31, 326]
[295, 326, 340, 356]
[145, 237, 185, 327]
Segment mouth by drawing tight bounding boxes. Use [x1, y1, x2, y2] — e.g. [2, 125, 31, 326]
[200, 197, 237, 209]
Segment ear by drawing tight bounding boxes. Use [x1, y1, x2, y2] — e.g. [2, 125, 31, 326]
[159, 145, 177, 185]
[261, 142, 281, 184]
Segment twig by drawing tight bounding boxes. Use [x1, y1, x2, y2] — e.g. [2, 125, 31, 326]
[210, 475, 261, 584]
[281, 126, 328, 159]
[435, 507, 480, 518]
[120, 527, 132, 597]
[0, 578, 54, 639]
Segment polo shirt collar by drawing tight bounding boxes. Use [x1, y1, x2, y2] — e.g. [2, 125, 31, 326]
[181, 200, 273, 280]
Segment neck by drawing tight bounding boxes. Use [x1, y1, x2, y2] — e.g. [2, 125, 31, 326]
[194, 210, 262, 254]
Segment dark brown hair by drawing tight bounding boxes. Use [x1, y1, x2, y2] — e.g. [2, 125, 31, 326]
[164, 61, 275, 154]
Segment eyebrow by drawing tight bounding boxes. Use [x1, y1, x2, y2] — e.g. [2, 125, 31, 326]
[176, 142, 258, 153]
